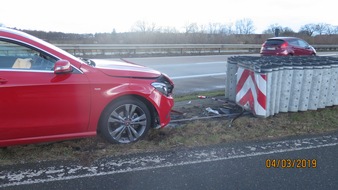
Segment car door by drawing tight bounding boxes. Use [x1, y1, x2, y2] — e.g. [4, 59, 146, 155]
[0, 39, 91, 142]
[289, 39, 313, 55]
[297, 39, 313, 55]
[287, 39, 302, 55]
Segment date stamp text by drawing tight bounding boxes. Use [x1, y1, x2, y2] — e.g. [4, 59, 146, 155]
[266, 159, 317, 168]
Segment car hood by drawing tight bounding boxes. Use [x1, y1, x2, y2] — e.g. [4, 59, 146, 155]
[91, 59, 161, 78]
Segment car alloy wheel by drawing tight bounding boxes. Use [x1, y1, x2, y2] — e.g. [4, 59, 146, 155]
[99, 98, 151, 144]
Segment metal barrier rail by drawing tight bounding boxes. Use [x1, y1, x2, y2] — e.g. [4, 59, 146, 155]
[54, 44, 338, 57]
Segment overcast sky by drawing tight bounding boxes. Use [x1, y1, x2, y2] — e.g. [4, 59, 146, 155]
[1, 0, 336, 34]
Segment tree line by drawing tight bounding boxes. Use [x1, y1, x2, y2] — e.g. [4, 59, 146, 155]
[5, 19, 338, 45]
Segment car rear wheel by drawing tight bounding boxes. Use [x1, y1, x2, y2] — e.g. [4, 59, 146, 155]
[99, 98, 151, 144]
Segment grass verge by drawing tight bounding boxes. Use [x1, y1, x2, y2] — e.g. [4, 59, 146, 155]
[173, 90, 225, 102]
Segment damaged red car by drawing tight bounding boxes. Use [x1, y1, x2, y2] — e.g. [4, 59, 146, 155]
[0, 27, 174, 147]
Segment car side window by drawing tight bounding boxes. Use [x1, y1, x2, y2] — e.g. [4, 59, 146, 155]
[297, 40, 309, 48]
[0, 40, 57, 71]
[288, 39, 299, 46]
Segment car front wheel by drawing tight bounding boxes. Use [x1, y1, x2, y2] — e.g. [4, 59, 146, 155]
[99, 98, 151, 144]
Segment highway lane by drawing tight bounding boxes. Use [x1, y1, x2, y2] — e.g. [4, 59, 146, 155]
[120, 55, 231, 95]
[101, 56, 226, 95]
[1, 131, 337, 189]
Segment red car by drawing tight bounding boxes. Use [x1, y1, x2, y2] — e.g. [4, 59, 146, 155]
[0, 27, 174, 147]
[260, 37, 316, 56]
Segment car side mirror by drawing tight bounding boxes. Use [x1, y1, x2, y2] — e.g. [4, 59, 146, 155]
[54, 60, 73, 74]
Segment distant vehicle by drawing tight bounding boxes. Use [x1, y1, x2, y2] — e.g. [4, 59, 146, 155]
[0, 27, 174, 147]
[260, 37, 316, 56]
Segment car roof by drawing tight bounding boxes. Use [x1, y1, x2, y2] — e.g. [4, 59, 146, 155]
[267, 37, 300, 41]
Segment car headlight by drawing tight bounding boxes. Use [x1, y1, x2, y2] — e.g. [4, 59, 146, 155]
[151, 74, 174, 96]
[152, 82, 169, 96]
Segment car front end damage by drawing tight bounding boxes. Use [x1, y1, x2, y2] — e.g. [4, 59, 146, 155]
[149, 74, 174, 128]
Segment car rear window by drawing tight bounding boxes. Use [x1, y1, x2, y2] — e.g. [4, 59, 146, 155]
[265, 39, 285, 46]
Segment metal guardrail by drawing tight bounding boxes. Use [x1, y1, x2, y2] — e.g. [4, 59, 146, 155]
[55, 44, 338, 57]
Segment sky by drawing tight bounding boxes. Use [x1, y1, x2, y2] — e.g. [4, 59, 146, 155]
[1, 0, 337, 34]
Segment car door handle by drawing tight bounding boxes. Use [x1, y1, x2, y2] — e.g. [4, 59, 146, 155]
[0, 78, 8, 84]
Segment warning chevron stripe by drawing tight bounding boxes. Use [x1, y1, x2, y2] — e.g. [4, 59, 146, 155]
[236, 67, 267, 116]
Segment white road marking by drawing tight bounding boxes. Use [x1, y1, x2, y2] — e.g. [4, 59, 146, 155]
[171, 72, 226, 79]
[195, 61, 226, 65]
[318, 54, 338, 56]
[149, 61, 226, 68]
[1, 134, 337, 188]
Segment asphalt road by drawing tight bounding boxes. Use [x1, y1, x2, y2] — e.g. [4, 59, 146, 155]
[1, 131, 337, 189]
[121, 54, 230, 95]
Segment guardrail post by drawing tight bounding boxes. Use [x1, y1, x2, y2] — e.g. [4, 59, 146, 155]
[331, 63, 338, 105]
[308, 65, 323, 110]
[279, 65, 293, 112]
[265, 68, 273, 117]
[275, 66, 283, 114]
[288, 65, 304, 112]
[326, 63, 336, 106]
[225, 58, 238, 101]
[299, 65, 313, 111]
[319, 65, 331, 108]
[270, 67, 278, 116]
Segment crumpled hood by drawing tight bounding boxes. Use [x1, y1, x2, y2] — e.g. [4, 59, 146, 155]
[92, 59, 161, 78]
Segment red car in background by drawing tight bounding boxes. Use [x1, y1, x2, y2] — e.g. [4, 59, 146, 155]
[0, 27, 174, 147]
[260, 37, 316, 56]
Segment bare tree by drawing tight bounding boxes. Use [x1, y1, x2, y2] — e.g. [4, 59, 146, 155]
[299, 23, 338, 36]
[158, 26, 179, 33]
[184, 23, 199, 33]
[132, 20, 147, 32]
[207, 22, 222, 34]
[325, 24, 335, 35]
[282, 27, 295, 34]
[299, 24, 317, 36]
[263, 24, 283, 34]
[235, 18, 255, 34]
[131, 20, 158, 32]
[333, 26, 338, 34]
[318, 24, 338, 35]
[148, 22, 158, 32]
[205, 22, 234, 35]
[315, 23, 330, 35]
[219, 23, 234, 35]
[198, 24, 208, 33]
[263, 24, 295, 36]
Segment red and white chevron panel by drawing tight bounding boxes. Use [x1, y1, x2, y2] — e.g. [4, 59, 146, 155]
[236, 67, 267, 117]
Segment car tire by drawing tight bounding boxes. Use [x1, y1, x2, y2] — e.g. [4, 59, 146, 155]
[99, 97, 151, 144]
